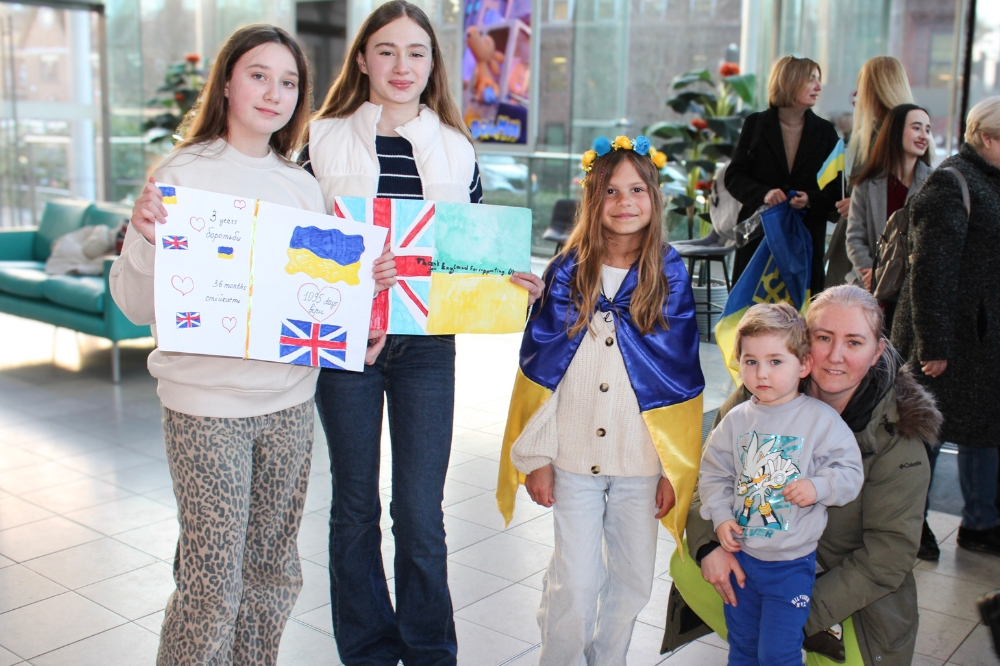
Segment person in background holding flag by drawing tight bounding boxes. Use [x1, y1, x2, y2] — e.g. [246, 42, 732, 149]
[497, 136, 704, 665]
[726, 55, 843, 297]
[111, 25, 393, 666]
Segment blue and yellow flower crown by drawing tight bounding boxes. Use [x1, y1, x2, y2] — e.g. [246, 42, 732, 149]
[581, 135, 667, 182]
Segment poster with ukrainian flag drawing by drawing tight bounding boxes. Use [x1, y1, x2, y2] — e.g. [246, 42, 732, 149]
[327, 196, 532, 335]
[154, 185, 532, 371]
[154, 184, 388, 372]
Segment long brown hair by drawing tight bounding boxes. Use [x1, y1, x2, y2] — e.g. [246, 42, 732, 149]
[851, 104, 931, 186]
[311, 0, 471, 141]
[560, 149, 668, 337]
[175, 24, 311, 159]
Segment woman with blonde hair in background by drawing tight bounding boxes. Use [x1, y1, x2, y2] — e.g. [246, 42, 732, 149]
[828, 57, 920, 287]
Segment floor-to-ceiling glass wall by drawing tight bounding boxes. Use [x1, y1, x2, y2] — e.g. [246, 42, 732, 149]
[0, 2, 104, 227]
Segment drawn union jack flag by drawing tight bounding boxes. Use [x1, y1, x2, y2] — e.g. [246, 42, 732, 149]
[175, 312, 201, 328]
[162, 235, 188, 250]
[331, 197, 435, 335]
[278, 319, 347, 368]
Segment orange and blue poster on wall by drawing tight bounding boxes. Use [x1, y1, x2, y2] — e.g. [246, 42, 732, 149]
[462, 0, 532, 144]
[328, 196, 533, 334]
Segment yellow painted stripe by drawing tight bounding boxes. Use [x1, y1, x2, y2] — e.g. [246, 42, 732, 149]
[244, 199, 260, 359]
[426, 273, 529, 335]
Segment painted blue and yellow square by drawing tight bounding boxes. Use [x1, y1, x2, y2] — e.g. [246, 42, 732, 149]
[329, 196, 532, 335]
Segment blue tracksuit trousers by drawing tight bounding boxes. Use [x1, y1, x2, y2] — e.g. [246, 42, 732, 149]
[723, 550, 817, 666]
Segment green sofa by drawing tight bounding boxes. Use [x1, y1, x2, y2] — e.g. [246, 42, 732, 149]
[0, 199, 151, 382]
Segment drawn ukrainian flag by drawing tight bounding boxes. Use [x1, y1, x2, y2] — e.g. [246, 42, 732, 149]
[284, 226, 366, 286]
[159, 186, 177, 205]
[816, 138, 845, 190]
[715, 197, 812, 383]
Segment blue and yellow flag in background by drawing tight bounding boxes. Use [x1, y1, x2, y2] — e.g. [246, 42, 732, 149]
[496, 247, 705, 548]
[817, 138, 846, 190]
[714, 197, 812, 384]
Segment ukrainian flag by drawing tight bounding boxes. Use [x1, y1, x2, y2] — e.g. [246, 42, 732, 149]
[714, 198, 811, 384]
[285, 226, 365, 286]
[496, 247, 705, 548]
[817, 138, 845, 190]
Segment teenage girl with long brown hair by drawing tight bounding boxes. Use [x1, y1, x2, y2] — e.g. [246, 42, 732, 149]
[113, 25, 397, 665]
[297, 2, 543, 662]
[500, 137, 704, 664]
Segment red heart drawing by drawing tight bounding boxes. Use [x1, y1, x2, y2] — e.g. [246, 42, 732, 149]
[222, 317, 237, 332]
[234, 199, 246, 210]
[189, 216, 205, 232]
[297, 283, 342, 322]
[171, 275, 194, 296]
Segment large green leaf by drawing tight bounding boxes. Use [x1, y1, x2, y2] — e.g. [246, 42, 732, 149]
[724, 74, 757, 105]
[671, 69, 713, 90]
[703, 142, 735, 160]
[645, 121, 688, 139]
[658, 138, 691, 158]
[670, 194, 695, 208]
[666, 91, 714, 114]
[705, 116, 744, 143]
[685, 159, 717, 175]
[698, 212, 713, 222]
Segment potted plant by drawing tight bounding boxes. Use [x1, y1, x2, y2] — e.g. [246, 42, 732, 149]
[143, 53, 206, 145]
[645, 62, 756, 239]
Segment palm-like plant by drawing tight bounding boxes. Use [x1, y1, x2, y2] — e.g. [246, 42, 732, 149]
[645, 63, 756, 237]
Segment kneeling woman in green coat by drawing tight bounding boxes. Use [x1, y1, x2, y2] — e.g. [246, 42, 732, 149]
[667, 284, 941, 666]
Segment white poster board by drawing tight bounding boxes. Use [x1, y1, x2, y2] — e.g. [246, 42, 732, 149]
[153, 185, 387, 372]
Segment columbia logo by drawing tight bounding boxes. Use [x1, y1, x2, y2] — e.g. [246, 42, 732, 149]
[791, 595, 810, 608]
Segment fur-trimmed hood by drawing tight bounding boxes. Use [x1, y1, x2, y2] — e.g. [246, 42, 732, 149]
[886, 366, 943, 445]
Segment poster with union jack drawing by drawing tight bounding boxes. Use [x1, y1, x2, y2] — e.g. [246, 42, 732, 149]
[329, 196, 532, 335]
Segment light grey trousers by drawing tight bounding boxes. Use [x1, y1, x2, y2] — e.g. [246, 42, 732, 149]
[538, 468, 661, 666]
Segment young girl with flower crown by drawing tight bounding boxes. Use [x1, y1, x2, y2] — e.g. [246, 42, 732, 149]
[497, 136, 705, 665]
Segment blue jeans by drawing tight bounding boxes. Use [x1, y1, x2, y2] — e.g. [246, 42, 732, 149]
[957, 446, 1000, 530]
[316, 334, 457, 666]
[724, 550, 816, 666]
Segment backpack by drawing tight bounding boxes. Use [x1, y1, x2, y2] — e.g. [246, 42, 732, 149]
[711, 113, 767, 241]
[871, 166, 969, 302]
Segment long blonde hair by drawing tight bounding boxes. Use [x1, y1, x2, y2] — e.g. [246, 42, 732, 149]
[559, 149, 668, 337]
[310, 0, 471, 142]
[848, 57, 915, 173]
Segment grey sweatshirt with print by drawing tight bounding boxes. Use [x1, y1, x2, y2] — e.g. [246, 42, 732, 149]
[699, 394, 864, 562]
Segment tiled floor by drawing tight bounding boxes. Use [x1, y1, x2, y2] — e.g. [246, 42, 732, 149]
[0, 313, 997, 665]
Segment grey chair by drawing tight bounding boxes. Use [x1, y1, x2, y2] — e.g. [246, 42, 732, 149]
[673, 228, 734, 340]
[542, 199, 579, 253]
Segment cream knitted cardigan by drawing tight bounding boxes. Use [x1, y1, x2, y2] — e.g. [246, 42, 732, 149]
[510, 313, 664, 478]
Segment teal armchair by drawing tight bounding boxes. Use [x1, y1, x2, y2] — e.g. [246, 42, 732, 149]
[0, 200, 151, 382]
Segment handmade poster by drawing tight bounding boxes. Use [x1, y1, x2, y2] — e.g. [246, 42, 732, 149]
[328, 196, 532, 335]
[153, 185, 388, 372]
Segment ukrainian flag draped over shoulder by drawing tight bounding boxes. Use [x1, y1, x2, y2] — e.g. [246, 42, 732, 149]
[496, 245, 705, 549]
[714, 197, 811, 384]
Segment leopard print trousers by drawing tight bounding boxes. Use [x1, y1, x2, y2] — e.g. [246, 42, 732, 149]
[157, 399, 314, 666]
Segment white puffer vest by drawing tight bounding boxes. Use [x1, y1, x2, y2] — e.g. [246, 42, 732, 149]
[308, 102, 477, 211]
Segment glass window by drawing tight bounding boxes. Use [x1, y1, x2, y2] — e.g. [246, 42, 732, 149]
[550, 0, 573, 22]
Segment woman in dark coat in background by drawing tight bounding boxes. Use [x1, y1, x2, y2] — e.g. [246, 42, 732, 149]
[725, 55, 843, 296]
[892, 96, 1000, 556]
